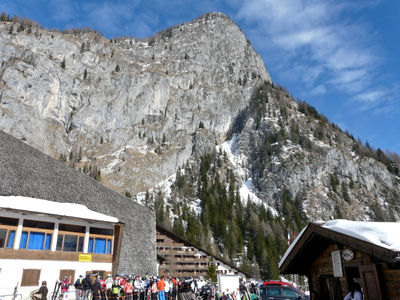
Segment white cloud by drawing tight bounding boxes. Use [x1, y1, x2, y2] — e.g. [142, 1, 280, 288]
[309, 84, 326, 96]
[49, 0, 78, 22]
[353, 82, 400, 113]
[356, 90, 387, 103]
[236, 0, 382, 103]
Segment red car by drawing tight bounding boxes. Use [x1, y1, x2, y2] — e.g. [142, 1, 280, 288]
[260, 281, 308, 300]
[264, 281, 298, 289]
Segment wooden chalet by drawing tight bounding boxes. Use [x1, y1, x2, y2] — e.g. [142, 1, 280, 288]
[0, 130, 157, 276]
[156, 225, 249, 279]
[279, 221, 400, 300]
[0, 196, 124, 299]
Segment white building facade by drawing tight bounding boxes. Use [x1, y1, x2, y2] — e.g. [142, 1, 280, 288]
[0, 196, 123, 299]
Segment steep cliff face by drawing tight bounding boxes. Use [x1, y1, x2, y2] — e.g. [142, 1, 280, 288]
[1, 13, 399, 227]
[234, 83, 400, 222]
[0, 13, 270, 194]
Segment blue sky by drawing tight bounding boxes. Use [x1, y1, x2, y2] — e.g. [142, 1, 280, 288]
[1, 0, 399, 153]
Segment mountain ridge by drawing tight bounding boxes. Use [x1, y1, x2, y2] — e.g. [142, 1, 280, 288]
[1, 12, 400, 278]
[0, 12, 270, 194]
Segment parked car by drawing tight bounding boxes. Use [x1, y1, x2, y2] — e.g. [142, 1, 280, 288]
[259, 281, 308, 300]
[199, 284, 215, 300]
[262, 281, 297, 289]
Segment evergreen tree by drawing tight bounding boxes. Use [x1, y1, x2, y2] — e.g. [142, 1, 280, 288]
[206, 258, 217, 283]
[172, 217, 185, 237]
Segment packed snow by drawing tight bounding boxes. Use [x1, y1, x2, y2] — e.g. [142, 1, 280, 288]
[323, 219, 400, 251]
[216, 134, 279, 216]
[239, 179, 278, 216]
[217, 134, 247, 178]
[0, 195, 119, 223]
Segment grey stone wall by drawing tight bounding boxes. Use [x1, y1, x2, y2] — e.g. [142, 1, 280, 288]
[0, 130, 156, 274]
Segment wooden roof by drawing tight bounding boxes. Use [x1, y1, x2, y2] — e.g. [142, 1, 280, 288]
[279, 223, 400, 275]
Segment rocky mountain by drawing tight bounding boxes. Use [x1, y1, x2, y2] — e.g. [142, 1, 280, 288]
[0, 12, 269, 194]
[1, 12, 400, 278]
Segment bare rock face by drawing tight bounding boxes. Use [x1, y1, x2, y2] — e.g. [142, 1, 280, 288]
[232, 84, 400, 222]
[0, 13, 270, 194]
[1, 13, 399, 225]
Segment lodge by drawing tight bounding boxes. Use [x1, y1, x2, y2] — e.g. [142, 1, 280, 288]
[156, 225, 248, 278]
[0, 196, 123, 298]
[0, 130, 156, 295]
[279, 220, 400, 300]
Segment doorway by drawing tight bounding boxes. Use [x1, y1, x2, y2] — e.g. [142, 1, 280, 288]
[318, 275, 342, 300]
[345, 267, 361, 289]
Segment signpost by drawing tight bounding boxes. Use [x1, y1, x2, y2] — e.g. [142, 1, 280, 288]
[331, 250, 343, 277]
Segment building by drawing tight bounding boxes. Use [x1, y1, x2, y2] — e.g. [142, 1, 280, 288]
[0, 130, 157, 275]
[279, 220, 400, 300]
[156, 225, 248, 279]
[0, 196, 123, 298]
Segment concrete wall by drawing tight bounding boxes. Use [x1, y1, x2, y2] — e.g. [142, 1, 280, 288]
[0, 131, 157, 275]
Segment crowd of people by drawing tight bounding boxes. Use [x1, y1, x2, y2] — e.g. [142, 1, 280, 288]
[43, 274, 220, 300]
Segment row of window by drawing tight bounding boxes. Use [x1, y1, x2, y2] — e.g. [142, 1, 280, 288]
[0, 217, 113, 254]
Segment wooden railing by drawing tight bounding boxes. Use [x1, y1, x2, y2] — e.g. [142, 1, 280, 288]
[0, 248, 112, 262]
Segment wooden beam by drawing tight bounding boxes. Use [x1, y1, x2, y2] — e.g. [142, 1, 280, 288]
[0, 248, 112, 262]
[112, 223, 125, 274]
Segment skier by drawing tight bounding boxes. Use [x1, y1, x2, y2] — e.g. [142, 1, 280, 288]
[105, 274, 114, 300]
[158, 276, 166, 300]
[82, 274, 93, 300]
[93, 278, 102, 300]
[75, 275, 84, 300]
[61, 276, 71, 299]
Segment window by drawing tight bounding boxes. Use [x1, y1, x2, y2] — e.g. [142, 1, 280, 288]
[266, 287, 281, 296]
[19, 231, 52, 250]
[56, 223, 85, 252]
[18, 220, 53, 250]
[56, 234, 84, 252]
[0, 217, 19, 226]
[0, 217, 18, 249]
[89, 270, 108, 279]
[21, 269, 41, 286]
[23, 219, 54, 229]
[282, 287, 300, 297]
[88, 237, 113, 254]
[59, 224, 85, 233]
[90, 227, 113, 235]
[0, 228, 16, 248]
[88, 227, 113, 254]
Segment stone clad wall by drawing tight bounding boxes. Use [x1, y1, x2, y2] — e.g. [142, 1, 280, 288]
[0, 131, 156, 274]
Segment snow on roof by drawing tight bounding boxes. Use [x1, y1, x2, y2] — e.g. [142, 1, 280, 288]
[0, 195, 119, 223]
[323, 219, 400, 251]
[278, 226, 307, 268]
[279, 219, 400, 268]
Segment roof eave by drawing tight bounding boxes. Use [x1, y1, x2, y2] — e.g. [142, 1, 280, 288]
[279, 223, 399, 275]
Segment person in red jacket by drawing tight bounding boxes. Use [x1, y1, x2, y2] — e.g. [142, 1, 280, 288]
[61, 277, 71, 299]
[124, 278, 134, 300]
